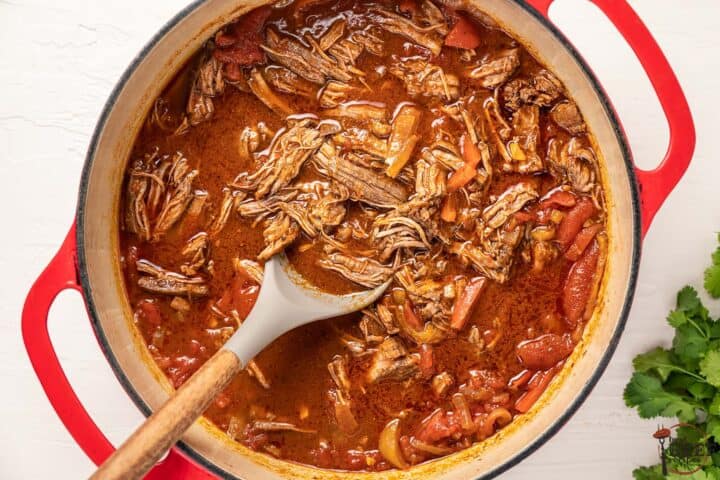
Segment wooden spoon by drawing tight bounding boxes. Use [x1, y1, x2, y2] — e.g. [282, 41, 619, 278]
[90, 255, 389, 480]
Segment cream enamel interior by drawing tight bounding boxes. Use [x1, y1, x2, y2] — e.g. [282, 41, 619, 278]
[78, 0, 637, 478]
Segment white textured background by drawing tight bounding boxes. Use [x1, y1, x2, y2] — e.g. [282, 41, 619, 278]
[1, 0, 718, 478]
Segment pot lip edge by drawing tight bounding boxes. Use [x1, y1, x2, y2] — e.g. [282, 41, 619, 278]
[74, 1, 643, 478]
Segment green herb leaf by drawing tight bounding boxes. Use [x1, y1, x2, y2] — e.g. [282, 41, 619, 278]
[669, 309, 689, 328]
[706, 237, 720, 298]
[674, 323, 710, 369]
[701, 350, 720, 387]
[709, 394, 720, 416]
[705, 264, 720, 299]
[626, 234, 720, 478]
[678, 286, 708, 318]
[707, 417, 720, 442]
[666, 372, 699, 391]
[668, 470, 720, 480]
[676, 424, 703, 443]
[632, 465, 664, 480]
[633, 347, 677, 382]
[624, 372, 697, 422]
[689, 381, 716, 401]
[712, 234, 720, 264]
[705, 467, 720, 480]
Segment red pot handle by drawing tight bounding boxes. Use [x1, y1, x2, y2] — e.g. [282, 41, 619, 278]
[21, 223, 216, 479]
[526, 0, 695, 236]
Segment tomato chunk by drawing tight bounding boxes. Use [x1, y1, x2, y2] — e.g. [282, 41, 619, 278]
[419, 344, 434, 378]
[415, 409, 461, 443]
[555, 196, 596, 248]
[137, 300, 163, 326]
[343, 449, 385, 471]
[447, 135, 482, 192]
[398, 0, 418, 15]
[450, 277, 486, 330]
[213, 6, 271, 66]
[514, 366, 559, 413]
[516, 333, 574, 370]
[214, 392, 231, 409]
[539, 189, 576, 209]
[508, 369, 533, 390]
[403, 299, 424, 331]
[217, 273, 259, 319]
[167, 355, 200, 388]
[565, 223, 602, 261]
[445, 15, 482, 49]
[242, 424, 270, 450]
[440, 193, 458, 222]
[513, 211, 535, 224]
[562, 239, 600, 327]
[292, 0, 335, 20]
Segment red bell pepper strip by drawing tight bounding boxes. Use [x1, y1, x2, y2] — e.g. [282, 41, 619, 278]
[445, 15, 482, 49]
[450, 277, 487, 330]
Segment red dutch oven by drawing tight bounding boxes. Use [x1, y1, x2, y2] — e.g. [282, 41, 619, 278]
[22, 0, 695, 478]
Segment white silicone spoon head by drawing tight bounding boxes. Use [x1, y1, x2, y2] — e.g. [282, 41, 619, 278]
[225, 255, 390, 365]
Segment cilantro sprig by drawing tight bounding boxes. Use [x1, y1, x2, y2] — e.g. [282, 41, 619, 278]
[626, 234, 720, 478]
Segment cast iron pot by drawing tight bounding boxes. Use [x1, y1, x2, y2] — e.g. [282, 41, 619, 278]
[22, 0, 695, 478]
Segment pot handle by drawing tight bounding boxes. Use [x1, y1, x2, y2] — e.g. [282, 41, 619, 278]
[526, 0, 695, 236]
[21, 223, 215, 479]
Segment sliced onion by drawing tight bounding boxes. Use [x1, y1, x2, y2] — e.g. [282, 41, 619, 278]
[507, 140, 527, 161]
[330, 389, 358, 434]
[409, 437, 454, 456]
[479, 407, 513, 438]
[550, 209, 565, 224]
[531, 225, 556, 241]
[226, 416, 245, 441]
[391, 288, 407, 305]
[247, 360, 271, 389]
[252, 420, 316, 434]
[395, 306, 447, 344]
[486, 407, 512, 428]
[263, 444, 281, 457]
[170, 296, 191, 312]
[451, 393, 474, 432]
[334, 401, 359, 434]
[379, 418, 408, 469]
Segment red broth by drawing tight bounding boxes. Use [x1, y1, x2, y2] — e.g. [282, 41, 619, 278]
[120, 0, 606, 471]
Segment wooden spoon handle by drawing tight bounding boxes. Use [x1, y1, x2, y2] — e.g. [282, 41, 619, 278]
[90, 349, 243, 480]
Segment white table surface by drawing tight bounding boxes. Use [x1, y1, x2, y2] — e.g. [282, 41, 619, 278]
[1, 0, 718, 478]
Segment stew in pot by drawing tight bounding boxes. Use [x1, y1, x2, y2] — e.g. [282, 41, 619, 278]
[120, 0, 607, 471]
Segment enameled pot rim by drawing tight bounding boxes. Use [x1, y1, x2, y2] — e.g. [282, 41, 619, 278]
[75, 1, 642, 478]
